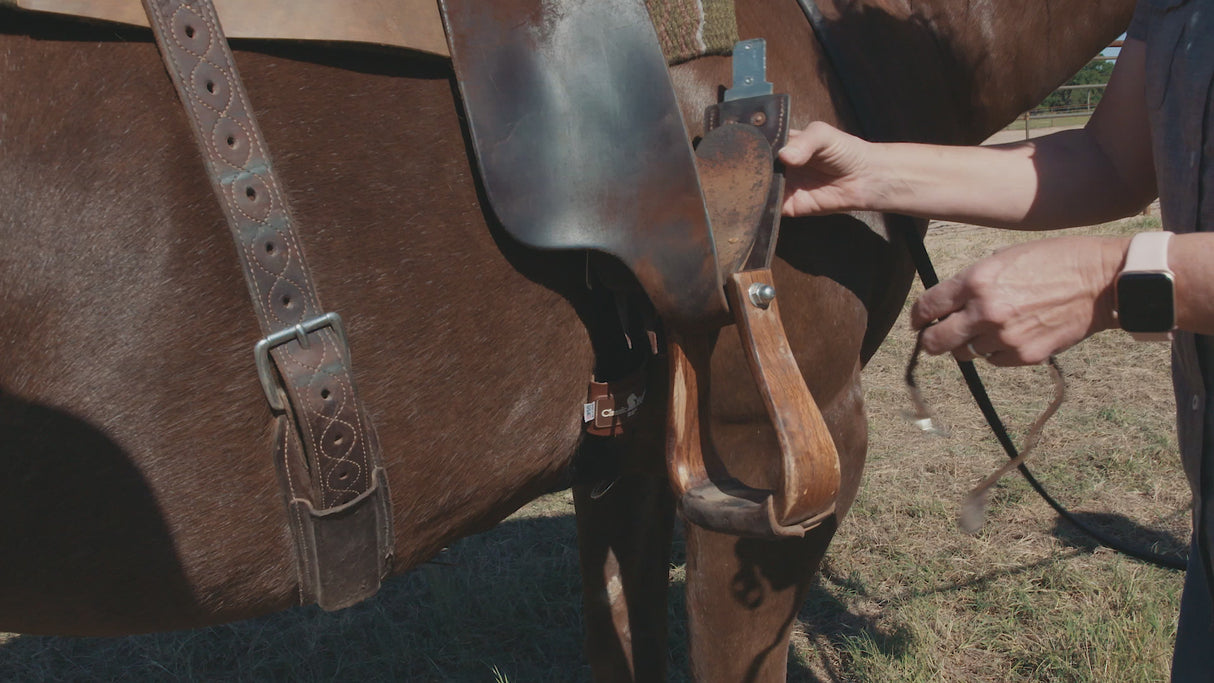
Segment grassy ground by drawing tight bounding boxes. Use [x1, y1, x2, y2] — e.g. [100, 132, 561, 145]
[0, 215, 1188, 681]
[790, 213, 1187, 682]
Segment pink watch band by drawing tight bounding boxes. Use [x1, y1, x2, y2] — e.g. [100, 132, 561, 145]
[1122, 230, 1172, 272]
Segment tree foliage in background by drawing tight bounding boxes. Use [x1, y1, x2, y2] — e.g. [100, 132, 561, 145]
[1036, 59, 1114, 112]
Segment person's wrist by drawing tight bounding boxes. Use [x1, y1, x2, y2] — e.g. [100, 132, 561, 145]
[1094, 235, 1133, 332]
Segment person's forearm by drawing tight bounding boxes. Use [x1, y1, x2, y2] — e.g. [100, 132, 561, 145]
[866, 129, 1155, 230]
[784, 40, 1158, 230]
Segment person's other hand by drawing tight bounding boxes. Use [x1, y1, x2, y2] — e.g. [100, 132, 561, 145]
[779, 122, 877, 216]
[909, 236, 1128, 365]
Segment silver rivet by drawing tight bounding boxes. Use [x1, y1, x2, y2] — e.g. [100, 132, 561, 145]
[743, 76, 754, 85]
[748, 283, 776, 308]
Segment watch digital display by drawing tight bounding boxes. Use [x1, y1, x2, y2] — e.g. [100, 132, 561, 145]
[1116, 272, 1176, 333]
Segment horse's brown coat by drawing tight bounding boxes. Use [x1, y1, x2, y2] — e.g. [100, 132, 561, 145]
[0, 0, 1133, 678]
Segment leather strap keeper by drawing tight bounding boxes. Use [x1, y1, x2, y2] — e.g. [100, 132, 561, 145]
[287, 468, 394, 609]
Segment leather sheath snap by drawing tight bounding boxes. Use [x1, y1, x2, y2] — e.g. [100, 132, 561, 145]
[584, 366, 649, 437]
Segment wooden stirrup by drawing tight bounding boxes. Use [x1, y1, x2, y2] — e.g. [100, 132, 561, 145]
[666, 268, 840, 538]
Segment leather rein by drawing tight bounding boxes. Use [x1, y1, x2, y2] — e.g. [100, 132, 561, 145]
[794, 0, 1184, 570]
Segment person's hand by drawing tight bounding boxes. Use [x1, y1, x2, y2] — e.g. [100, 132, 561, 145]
[910, 236, 1129, 366]
[778, 122, 877, 216]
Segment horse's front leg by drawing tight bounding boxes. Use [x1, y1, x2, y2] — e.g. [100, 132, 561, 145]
[683, 375, 866, 681]
[684, 520, 837, 681]
[681, 260, 870, 680]
[573, 428, 677, 682]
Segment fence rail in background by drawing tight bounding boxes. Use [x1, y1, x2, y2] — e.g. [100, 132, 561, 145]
[1009, 40, 1121, 138]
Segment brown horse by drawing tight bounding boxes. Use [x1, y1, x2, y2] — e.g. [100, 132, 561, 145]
[0, 0, 1132, 679]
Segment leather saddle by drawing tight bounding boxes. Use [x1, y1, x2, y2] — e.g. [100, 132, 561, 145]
[15, 0, 841, 539]
[443, 0, 839, 538]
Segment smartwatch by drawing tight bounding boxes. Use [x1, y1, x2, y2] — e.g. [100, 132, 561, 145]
[1114, 231, 1175, 342]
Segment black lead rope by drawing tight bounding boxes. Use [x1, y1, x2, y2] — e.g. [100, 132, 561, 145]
[794, 0, 1185, 570]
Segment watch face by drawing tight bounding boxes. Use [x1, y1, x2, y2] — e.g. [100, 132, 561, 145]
[1116, 272, 1176, 333]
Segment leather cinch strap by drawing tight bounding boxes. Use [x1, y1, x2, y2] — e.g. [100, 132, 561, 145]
[140, 0, 393, 609]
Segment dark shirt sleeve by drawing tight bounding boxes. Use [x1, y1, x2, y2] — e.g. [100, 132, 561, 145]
[1127, 0, 1148, 40]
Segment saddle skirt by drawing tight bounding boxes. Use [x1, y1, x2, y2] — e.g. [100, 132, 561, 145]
[9, 0, 451, 55]
[7, 0, 737, 65]
[17, 0, 837, 544]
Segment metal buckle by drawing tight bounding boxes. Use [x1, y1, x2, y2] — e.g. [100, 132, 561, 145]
[254, 312, 348, 411]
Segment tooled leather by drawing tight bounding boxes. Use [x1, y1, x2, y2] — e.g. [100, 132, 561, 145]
[141, 0, 376, 510]
[704, 94, 790, 272]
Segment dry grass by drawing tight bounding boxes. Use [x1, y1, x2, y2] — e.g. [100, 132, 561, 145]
[791, 213, 1187, 682]
[0, 215, 1188, 681]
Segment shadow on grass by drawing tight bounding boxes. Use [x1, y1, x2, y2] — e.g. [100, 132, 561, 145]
[0, 510, 841, 682]
[1050, 511, 1189, 569]
[0, 514, 595, 682]
[793, 567, 915, 683]
[788, 510, 1193, 681]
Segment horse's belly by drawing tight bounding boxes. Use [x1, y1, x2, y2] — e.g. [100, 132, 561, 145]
[0, 18, 594, 635]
